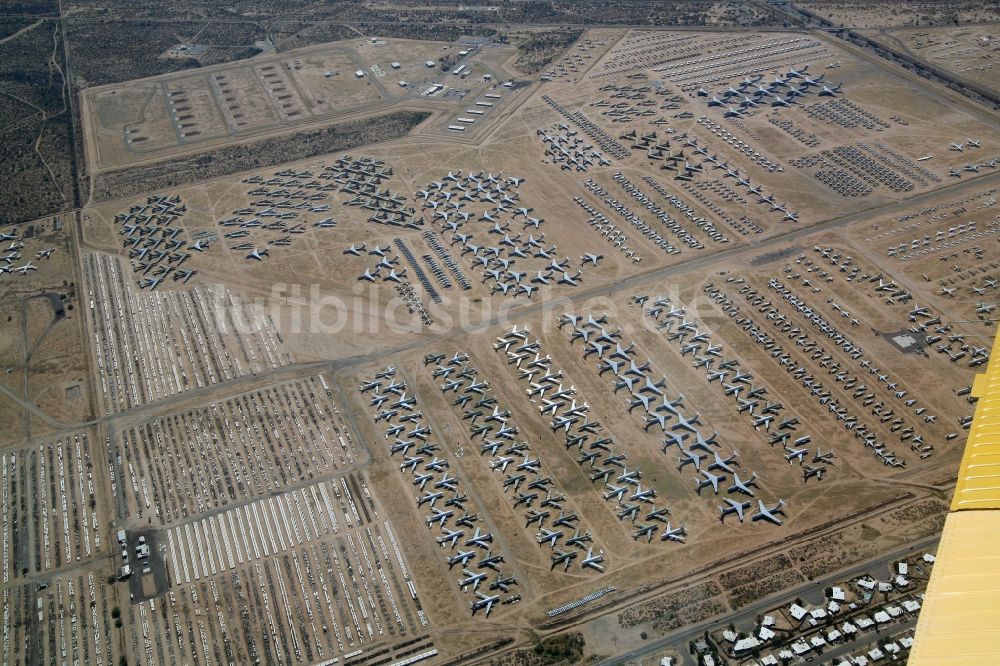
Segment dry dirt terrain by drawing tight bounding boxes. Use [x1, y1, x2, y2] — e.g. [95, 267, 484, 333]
[861, 24, 1000, 91]
[2, 22, 998, 666]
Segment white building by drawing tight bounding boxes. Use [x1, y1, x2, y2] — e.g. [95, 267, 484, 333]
[732, 637, 760, 654]
[788, 603, 808, 621]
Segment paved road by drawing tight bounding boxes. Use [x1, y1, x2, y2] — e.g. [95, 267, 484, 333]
[819, 615, 917, 665]
[600, 533, 940, 665]
[313, 166, 1000, 377]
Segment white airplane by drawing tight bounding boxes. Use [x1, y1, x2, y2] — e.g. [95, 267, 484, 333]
[752, 499, 786, 525]
[677, 448, 705, 471]
[660, 522, 686, 543]
[709, 450, 739, 474]
[696, 470, 724, 494]
[581, 547, 604, 572]
[246, 248, 269, 261]
[728, 472, 758, 496]
[673, 412, 701, 433]
[344, 243, 366, 256]
[470, 591, 500, 617]
[458, 568, 487, 591]
[14, 262, 37, 274]
[784, 446, 806, 464]
[950, 143, 965, 152]
[385, 268, 407, 283]
[719, 498, 751, 523]
[581, 252, 603, 266]
[35, 248, 54, 259]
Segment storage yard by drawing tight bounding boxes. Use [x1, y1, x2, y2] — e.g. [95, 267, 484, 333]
[1, 14, 997, 666]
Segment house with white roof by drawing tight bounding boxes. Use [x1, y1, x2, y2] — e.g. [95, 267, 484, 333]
[902, 599, 921, 613]
[868, 646, 885, 661]
[788, 603, 808, 621]
[732, 636, 760, 654]
[757, 625, 775, 642]
[873, 610, 891, 624]
[830, 586, 846, 601]
[809, 634, 826, 649]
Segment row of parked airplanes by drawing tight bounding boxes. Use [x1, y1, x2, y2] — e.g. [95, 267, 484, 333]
[698, 65, 843, 118]
[359, 365, 525, 618]
[635, 291, 830, 485]
[416, 170, 609, 295]
[117, 195, 203, 289]
[557, 313, 789, 525]
[537, 124, 613, 171]
[621, 130, 799, 222]
[0, 231, 53, 276]
[491, 325, 689, 545]
[429, 350, 616, 571]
